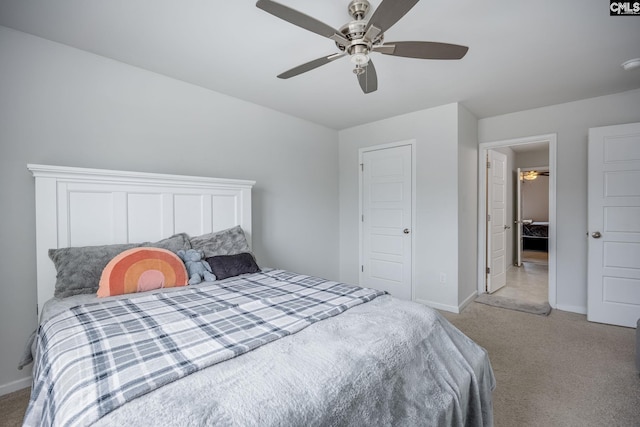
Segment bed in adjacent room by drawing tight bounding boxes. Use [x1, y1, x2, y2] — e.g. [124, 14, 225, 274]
[522, 221, 549, 252]
[22, 164, 495, 427]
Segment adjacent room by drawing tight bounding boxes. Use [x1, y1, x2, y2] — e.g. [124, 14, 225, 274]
[484, 143, 551, 310]
[1, 0, 639, 425]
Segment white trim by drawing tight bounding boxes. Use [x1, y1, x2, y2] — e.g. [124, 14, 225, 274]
[28, 164, 256, 189]
[477, 134, 557, 307]
[0, 376, 31, 396]
[358, 140, 416, 301]
[556, 304, 587, 315]
[414, 298, 462, 314]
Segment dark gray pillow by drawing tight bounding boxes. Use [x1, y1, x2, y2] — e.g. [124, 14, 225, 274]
[49, 233, 191, 298]
[206, 253, 260, 281]
[190, 225, 250, 258]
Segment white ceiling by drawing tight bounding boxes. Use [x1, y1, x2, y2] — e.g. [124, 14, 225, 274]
[1, 0, 639, 130]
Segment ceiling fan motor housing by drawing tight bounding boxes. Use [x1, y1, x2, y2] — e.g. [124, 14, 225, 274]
[337, 2, 384, 63]
[338, 21, 378, 48]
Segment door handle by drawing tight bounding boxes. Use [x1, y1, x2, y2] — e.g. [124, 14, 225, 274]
[504, 225, 511, 230]
[403, 228, 410, 234]
[591, 231, 601, 239]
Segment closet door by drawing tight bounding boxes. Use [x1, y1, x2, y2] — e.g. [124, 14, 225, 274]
[588, 122, 640, 327]
[360, 144, 413, 300]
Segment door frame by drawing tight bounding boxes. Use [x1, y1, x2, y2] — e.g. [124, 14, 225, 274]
[359, 139, 417, 300]
[477, 134, 557, 307]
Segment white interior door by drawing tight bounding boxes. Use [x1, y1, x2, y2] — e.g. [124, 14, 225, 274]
[588, 122, 640, 328]
[361, 144, 412, 300]
[487, 150, 507, 293]
[516, 167, 523, 267]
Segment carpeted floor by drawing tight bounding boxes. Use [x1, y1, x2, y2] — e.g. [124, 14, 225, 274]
[442, 302, 640, 427]
[2, 303, 638, 427]
[0, 386, 29, 427]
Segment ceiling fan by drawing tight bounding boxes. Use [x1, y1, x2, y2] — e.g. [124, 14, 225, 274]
[521, 170, 550, 181]
[256, 0, 469, 94]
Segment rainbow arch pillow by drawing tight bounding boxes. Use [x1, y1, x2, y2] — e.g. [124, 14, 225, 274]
[98, 248, 188, 297]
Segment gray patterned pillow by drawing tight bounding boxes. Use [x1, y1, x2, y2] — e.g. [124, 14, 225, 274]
[189, 225, 250, 258]
[49, 233, 191, 298]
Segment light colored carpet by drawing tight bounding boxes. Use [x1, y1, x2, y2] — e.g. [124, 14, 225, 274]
[0, 386, 29, 427]
[2, 304, 638, 427]
[442, 303, 640, 427]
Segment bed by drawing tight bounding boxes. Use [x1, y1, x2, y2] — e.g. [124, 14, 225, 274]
[522, 221, 549, 252]
[22, 164, 495, 427]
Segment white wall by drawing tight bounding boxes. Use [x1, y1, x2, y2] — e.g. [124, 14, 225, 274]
[339, 103, 477, 312]
[457, 105, 479, 306]
[0, 26, 339, 394]
[515, 148, 549, 170]
[516, 148, 550, 222]
[478, 89, 640, 313]
[522, 176, 549, 222]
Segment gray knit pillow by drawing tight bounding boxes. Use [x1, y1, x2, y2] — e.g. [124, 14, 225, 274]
[189, 226, 250, 259]
[49, 233, 191, 298]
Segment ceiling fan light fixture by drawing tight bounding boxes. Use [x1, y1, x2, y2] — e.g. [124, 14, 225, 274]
[350, 52, 370, 65]
[522, 170, 538, 181]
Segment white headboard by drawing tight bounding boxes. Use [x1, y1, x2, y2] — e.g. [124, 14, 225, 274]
[28, 164, 255, 313]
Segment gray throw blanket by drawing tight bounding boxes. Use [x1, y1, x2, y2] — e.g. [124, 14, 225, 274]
[91, 297, 495, 426]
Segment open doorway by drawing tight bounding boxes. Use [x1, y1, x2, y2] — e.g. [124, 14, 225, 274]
[518, 166, 549, 266]
[495, 163, 550, 305]
[478, 134, 557, 308]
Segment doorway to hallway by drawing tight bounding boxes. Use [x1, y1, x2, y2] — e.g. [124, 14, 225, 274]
[478, 134, 556, 308]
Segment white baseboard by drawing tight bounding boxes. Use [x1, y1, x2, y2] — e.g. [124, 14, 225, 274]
[0, 376, 31, 396]
[414, 292, 477, 314]
[555, 304, 587, 315]
[414, 298, 460, 314]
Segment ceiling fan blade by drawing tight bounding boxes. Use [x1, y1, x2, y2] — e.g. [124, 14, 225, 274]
[357, 61, 378, 94]
[374, 41, 469, 60]
[277, 53, 346, 79]
[256, 0, 349, 45]
[365, 0, 420, 33]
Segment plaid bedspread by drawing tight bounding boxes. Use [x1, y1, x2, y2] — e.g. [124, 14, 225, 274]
[24, 270, 385, 427]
